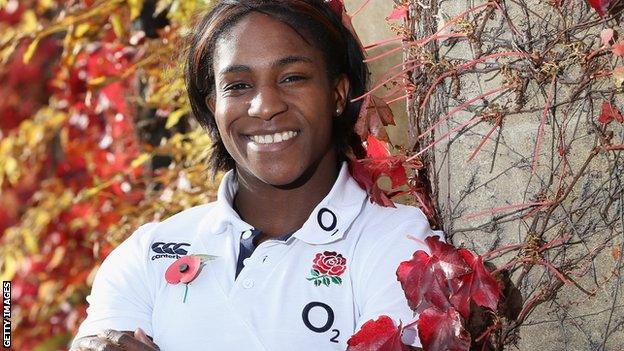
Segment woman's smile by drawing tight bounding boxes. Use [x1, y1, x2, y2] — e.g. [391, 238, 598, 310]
[244, 129, 300, 152]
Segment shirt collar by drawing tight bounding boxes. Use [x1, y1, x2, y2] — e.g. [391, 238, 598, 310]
[291, 162, 367, 244]
[201, 161, 367, 245]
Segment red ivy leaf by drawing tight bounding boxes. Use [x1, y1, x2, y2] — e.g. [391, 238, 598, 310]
[348, 157, 396, 207]
[356, 95, 396, 142]
[396, 250, 452, 312]
[366, 134, 390, 158]
[387, 5, 409, 20]
[365, 135, 408, 188]
[612, 40, 624, 57]
[601, 28, 614, 47]
[101, 82, 128, 115]
[425, 236, 472, 280]
[449, 249, 501, 319]
[347, 315, 408, 351]
[417, 307, 470, 351]
[325, 0, 345, 16]
[588, 0, 611, 17]
[598, 101, 624, 124]
[396, 236, 474, 313]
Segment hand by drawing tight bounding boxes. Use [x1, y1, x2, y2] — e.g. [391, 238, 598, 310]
[71, 328, 160, 351]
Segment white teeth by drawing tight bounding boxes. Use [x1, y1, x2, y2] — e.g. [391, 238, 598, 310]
[250, 131, 298, 144]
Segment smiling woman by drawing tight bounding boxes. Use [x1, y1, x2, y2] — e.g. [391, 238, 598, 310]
[70, 1, 433, 350]
[208, 12, 346, 189]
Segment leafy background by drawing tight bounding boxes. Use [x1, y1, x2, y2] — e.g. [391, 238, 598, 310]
[0, 0, 221, 349]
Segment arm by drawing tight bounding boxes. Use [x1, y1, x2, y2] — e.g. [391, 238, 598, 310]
[353, 216, 435, 348]
[71, 223, 159, 349]
[70, 329, 159, 351]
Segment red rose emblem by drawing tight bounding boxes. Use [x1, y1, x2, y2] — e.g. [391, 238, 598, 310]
[313, 251, 347, 276]
[308, 251, 348, 286]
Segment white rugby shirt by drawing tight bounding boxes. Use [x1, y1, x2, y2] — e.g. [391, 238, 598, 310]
[74, 162, 438, 350]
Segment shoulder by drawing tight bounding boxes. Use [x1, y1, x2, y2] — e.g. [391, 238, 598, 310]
[136, 202, 218, 240]
[348, 201, 436, 309]
[347, 200, 436, 273]
[152, 202, 218, 238]
[354, 200, 434, 246]
[113, 202, 219, 257]
[95, 202, 221, 289]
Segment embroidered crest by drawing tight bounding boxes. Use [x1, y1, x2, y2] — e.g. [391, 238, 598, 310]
[307, 251, 346, 286]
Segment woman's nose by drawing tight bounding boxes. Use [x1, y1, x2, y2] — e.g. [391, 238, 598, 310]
[247, 84, 288, 120]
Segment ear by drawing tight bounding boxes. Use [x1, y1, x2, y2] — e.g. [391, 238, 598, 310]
[205, 95, 216, 115]
[333, 74, 350, 116]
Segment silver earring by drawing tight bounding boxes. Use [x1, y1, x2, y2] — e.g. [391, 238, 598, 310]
[336, 108, 342, 115]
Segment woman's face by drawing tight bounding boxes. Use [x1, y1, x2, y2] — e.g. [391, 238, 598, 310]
[207, 12, 349, 186]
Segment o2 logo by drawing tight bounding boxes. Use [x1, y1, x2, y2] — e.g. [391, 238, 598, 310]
[317, 208, 338, 236]
[301, 302, 340, 343]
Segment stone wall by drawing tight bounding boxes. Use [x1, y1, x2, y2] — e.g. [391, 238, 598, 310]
[344, 1, 624, 350]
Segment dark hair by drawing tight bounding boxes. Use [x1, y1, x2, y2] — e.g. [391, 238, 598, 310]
[185, 0, 369, 175]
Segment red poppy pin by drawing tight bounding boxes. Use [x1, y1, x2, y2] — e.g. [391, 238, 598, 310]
[306, 251, 347, 286]
[165, 254, 217, 303]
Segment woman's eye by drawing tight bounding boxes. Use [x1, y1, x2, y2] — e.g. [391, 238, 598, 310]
[282, 75, 306, 83]
[225, 83, 250, 91]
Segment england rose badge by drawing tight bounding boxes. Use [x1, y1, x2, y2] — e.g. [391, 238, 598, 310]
[307, 251, 347, 286]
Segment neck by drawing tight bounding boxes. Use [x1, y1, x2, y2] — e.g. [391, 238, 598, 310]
[233, 153, 340, 238]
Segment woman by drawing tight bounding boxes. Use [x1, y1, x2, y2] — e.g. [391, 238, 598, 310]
[71, 0, 434, 350]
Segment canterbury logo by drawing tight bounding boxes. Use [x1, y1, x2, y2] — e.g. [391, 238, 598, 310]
[151, 242, 190, 255]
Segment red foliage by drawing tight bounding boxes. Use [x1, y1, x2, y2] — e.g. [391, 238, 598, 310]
[588, 0, 611, 17]
[598, 101, 624, 124]
[396, 236, 501, 350]
[398, 248, 453, 311]
[387, 5, 409, 20]
[365, 135, 408, 188]
[450, 250, 501, 319]
[325, 0, 345, 16]
[611, 41, 624, 56]
[347, 316, 408, 351]
[349, 135, 409, 207]
[0, 1, 24, 25]
[351, 236, 502, 351]
[0, 39, 60, 132]
[396, 237, 470, 312]
[349, 157, 395, 207]
[2, 7, 147, 348]
[417, 307, 470, 351]
[355, 95, 396, 142]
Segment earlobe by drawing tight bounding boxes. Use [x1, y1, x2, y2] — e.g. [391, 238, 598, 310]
[334, 74, 350, 116]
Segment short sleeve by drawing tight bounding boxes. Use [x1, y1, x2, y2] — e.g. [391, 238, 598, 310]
[353, 216, 440, 347]
[72, 223, 157, 344]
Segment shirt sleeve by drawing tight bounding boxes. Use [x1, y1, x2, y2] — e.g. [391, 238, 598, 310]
[72, 223, 157, 344]
[354, 214, 441, 347]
